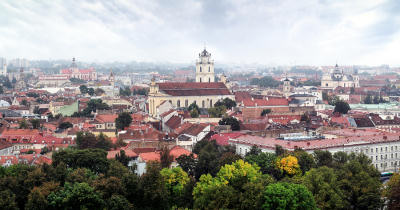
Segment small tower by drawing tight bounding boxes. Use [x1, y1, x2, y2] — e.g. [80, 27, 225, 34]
[220, 73, 227, 84]
[149, 77, 158, 94]
[109, 69, 115, 87]
[196, 48, 215, 83]
[283, 75, 291, 97]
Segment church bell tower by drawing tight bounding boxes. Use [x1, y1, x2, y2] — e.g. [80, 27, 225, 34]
[196, 48, 215, 83]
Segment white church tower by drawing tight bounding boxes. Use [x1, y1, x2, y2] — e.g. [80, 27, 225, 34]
[196, 48, 215, 83]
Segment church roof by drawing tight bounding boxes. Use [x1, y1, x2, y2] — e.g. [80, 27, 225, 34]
[157, 82, 231, 96]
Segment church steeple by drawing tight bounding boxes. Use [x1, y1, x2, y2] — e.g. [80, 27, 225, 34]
[196, 47, 215, 83]
[109, 69, 115, 87]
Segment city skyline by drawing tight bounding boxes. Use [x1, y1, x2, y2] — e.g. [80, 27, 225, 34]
[0, 0, 399, 66]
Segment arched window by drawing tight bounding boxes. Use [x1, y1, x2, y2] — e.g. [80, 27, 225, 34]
[210, 99, 213, 107]
[193, 100, 196, 105]
[208, 66, 210, 72]
[200, 66, 202, 72]
[208, 77, 211, 83]
[177, 100, 180, 108]
[202, 100, 205, 108]
[200, 78, 202, 82]
[185, 99, 188, 107]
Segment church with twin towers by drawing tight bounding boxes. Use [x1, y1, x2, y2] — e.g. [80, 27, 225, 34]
[148, 48, 234, 117]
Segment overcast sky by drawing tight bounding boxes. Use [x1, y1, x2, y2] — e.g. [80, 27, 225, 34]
[0, 0, 399, 66]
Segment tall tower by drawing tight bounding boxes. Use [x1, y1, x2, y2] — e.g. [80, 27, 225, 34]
[283, 74, 291, 97]
[109, 69, 115, 87]
[196, 48, 215, 83]
[0, 58, 7, 76]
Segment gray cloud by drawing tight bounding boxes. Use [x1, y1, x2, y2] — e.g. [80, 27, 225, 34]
[0, 0, 399, 66]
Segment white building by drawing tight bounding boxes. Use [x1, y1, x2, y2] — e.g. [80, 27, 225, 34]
[321, 64, 359, 90]
[229, 128, 400, 172]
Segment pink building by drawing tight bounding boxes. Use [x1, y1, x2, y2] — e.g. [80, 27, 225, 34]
[60, 58, 97, 81]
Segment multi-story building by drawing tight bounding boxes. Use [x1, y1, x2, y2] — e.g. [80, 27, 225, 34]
[229, 128, 400, 172]
[321, 64, 359, 90]
[60, 58, 97, 81]
[148, 49, 234, 117]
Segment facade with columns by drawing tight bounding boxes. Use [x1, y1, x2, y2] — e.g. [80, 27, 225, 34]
[321, 64, 359, 90]
[148, 49, 234, 118]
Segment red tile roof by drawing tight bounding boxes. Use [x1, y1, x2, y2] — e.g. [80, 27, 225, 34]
[210, 132, 243, 146]
[242, 97, 289, 107]
[95, 114, 118, 123]
[165, 116, 182, 130]
[158, 82, 232, 96]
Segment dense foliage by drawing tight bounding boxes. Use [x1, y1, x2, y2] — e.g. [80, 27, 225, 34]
[251, 76, 281, 88]
[0, 138, 387, 210]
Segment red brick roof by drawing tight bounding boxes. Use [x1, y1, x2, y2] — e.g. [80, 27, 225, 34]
[95, 114, 118, 123]
[165, 116, 182, 130]
[158, 82, 231, 96]
[242, 97, 289, 107]
[210, 132, 243, 146]
[180, 123, 208, 136]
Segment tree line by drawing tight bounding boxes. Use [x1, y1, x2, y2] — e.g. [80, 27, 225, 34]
[0, 138, 396, 209]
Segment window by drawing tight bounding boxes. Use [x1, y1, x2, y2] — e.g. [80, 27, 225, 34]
[371, 148, 373, 153]
[381, 155, 383, 160]
[210, 100, 213, 107]
[392, 146, 394, 151]
[386, 154, 387, 159]
[185, 100, 188, 107]
[386, 147, 388, 152]
[200, 66, 202, 72]
[208, 77, 211, 83]
[376, 156, 378, 160]
[381, 148, 383, 152]
[392, 154, 394, 159]
[208, 66, 210, 72]
[376, 148, 378, 153]
[177, 100, 180, 108]
[200, 78, 202, 82]
[202, 100, 205, 108]
[397, 153, 398, 158]
[396, 146, 398, 151]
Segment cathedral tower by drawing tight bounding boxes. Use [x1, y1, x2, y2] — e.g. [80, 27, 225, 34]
[196, 48, 215, 83]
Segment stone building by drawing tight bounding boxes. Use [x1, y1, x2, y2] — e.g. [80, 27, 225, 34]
[321, 64, 359, 90]
[148, 48, 234, 117]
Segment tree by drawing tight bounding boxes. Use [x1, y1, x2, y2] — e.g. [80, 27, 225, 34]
[52, 148, 109, 174]
[94, 88, 105, 96]
[219, 117, 240, 131]
[47, 182, 105, 209]
[313, 150, 333, 168]
[188, 102, 199, 111]
[95, 133, 113, 151]
[193, 160, 264, 209]
[335, 153, 382, 209]
[190, 108, 199, 118]
[245, 152, 277, 175]
[115, 150, 130, 167]
[208, 105, 226, 118]
[21, 99, 28, 106]
[58, 122, 73, 129]
[214, 98, 236, 109]
[263, 182, 317, 210]
[176, 154, 197, 177]
[261, 109, 271, 116]
[294, 149, 315, 174]
[327, 95, 340, 106]
[79, 85, 88, 94]
[160, 167, 190, 207]
[33, 106, 40, 114]
[334, 101, 350, 114]
[276, 155, 301, 176]
[107, 195, 134, 210]
[25, 187, 48, 210]
[0, 190, 18, 210]
[88, 88, 95, 96]
[304, 167, 347, 210]
[138, 162, 168, 209]
[160, 146, 173, 168]
[119, 87, 131, 96]
[30, 119, 41, 129]
[385, 173, 400, 210]
[76, 132, 98, 149]
[19, 119, 29, 129]
[250, 76, 280, 88]
[115, 112, 132, 130]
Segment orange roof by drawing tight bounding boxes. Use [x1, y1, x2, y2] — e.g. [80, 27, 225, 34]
[139, 152, 160, 162]
[169, 146, 197, 160]
[96, 114, 118, 123]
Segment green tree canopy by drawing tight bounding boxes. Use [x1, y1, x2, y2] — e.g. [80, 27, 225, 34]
[115, 112, 132, 130]
[263, 182, 317, 210]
